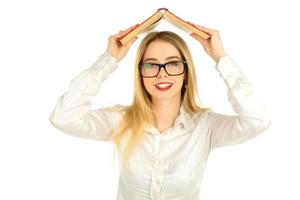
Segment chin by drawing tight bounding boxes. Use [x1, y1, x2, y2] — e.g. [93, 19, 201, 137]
[151, 91, 181, 101]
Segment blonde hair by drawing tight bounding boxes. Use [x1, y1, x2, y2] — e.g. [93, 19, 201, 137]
[106, 31, 210, 168]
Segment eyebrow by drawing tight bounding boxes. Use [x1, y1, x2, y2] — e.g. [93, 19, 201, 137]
[143, 56, 181, 63]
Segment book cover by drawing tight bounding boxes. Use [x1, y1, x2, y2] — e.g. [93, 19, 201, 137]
[117, 8, 210, 45]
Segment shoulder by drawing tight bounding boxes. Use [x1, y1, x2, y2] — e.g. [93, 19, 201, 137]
[191, 108, 213, 123]
[95, 104, 128, 120]
[192, 108, 226, 125]
[100, 103, 128, 115]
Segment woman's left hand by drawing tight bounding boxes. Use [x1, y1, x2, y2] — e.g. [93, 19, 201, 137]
[189, 23, 228, 63]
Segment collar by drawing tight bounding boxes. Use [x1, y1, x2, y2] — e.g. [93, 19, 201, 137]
[145, 104, 196, 135]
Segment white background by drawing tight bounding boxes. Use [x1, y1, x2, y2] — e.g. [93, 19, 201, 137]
[0, 0, 299, 199]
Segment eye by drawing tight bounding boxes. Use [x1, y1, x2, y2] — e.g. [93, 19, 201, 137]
[142, 63, 156, 68]
[168, 61, 181, 66]
[142, 63, 158, 68]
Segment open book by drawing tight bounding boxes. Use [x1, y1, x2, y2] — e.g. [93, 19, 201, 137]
[117, 8, 211, 45]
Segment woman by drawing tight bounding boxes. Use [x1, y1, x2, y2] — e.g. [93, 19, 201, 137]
[49, 24, 271, 200]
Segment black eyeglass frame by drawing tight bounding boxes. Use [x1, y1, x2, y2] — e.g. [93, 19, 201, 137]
[139, 60, 187, 78]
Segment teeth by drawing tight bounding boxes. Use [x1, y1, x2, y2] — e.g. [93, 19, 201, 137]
[156, 83, 172, 88]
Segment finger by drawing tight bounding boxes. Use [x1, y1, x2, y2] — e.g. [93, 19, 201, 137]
[187, 21, 217, 32]
[190, 33, 205, 43]
[117, 24, 139, 37]
[193, 24, 211, 32]
[128, 23, 139, 30]
[190, 33, 211, 51]
[190, 33, 205, 41]
[113, 24, 139, 44]
[122, 24, 139, 32]
[187, 22, 213, 36]
[193, 24, 218, 35]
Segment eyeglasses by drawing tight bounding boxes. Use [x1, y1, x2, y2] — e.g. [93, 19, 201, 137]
[139, 60, 187, 78]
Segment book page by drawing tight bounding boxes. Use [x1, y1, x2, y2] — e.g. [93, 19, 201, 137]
[163, 11, 210, 39]
[137, 12, 163, 34]
[163, 11, 193, 33]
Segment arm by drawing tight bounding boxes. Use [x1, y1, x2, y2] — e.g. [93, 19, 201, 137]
[48, 51, 123, 141]
[49, 26, 138, 141]
[190, 24, 271, 148]
[208, 55, 271, 148]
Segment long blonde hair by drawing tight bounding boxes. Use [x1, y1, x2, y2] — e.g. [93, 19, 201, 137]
[106, 31, 210, 168]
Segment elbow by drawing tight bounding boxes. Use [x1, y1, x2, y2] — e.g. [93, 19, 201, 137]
[262, 118, 272, 129]
[49, 110, 56, 126]
[257, 106, 272, 132]
[252, 117, 272, 134]
[261, 118, 272, 132]
[48, 108, 72, 127]
[48, 109, 64, 128]
[48, 110, 77, 137]
[49, 111, 60, 129]
[240, 116, 272, 135]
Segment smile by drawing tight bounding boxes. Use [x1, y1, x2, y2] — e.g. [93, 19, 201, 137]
[155, 82, 173, 91]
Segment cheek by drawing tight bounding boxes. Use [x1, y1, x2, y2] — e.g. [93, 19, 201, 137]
[175, 77, 184, 87]
[142, 79, 153, 92]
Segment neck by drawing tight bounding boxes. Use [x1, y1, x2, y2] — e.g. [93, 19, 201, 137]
[151, 97, 181, 126]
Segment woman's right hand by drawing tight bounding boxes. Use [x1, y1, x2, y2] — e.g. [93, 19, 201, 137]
[106, 24, 139, 62]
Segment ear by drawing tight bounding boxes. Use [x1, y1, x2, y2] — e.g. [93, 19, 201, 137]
[183, 79, 187, 85]
[184, 69, 188, 80]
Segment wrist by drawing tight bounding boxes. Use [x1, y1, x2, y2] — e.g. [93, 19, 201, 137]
[105, 51, 119, 64]
[214, 52, 228, 63]
[107, 50, 120, 62]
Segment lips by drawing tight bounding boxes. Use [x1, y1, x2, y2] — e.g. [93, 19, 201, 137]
[155, 82, 173, 91]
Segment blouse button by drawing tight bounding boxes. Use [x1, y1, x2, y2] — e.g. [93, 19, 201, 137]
[156, 177, 160, 184]
[154, 176, 162, 185]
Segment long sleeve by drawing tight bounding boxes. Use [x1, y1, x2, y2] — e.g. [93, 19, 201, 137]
[49, 51, 124, 141]
[208, 55, 271, 148]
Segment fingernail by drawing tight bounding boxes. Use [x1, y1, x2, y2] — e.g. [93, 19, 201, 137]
[132, 24, 139, 28]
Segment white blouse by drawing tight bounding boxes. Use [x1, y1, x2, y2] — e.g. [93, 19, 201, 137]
[49, 51, 271, 200]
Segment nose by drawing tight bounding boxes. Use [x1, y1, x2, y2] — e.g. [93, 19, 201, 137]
[157, 66, 168, 77]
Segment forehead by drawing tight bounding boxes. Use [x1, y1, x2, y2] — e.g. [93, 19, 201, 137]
[143, 40, 181, 60]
